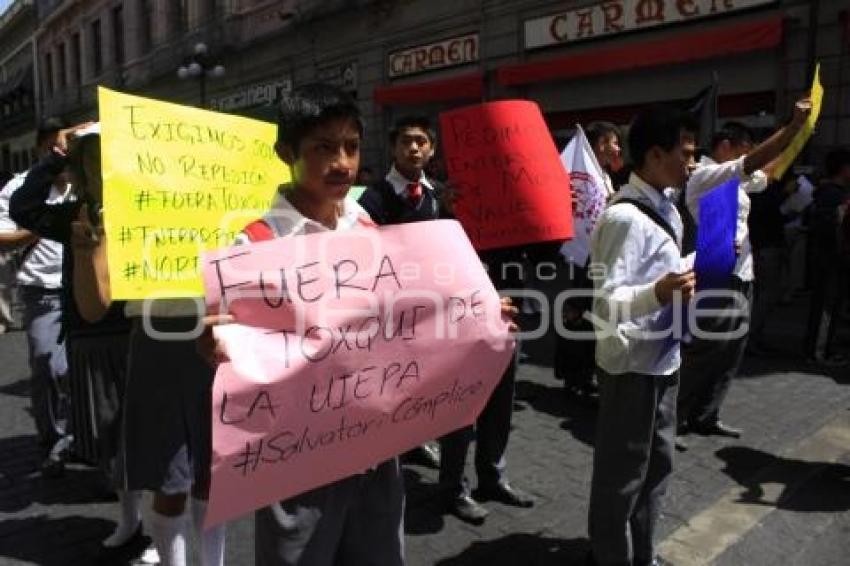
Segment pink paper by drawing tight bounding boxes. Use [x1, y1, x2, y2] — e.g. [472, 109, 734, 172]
[202, 219, 515, 526]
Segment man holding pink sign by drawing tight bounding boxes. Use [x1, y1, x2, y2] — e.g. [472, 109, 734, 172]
[199, 84, 518, 566]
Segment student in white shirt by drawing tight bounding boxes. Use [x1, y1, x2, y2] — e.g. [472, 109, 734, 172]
[0, 119, 72, 477]
[586, 105, 696, 566]
[678, 99, 811, 442]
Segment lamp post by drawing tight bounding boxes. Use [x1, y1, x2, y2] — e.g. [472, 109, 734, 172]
[177, 42, 225, 108]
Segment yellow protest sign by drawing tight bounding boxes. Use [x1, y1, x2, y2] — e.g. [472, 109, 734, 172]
[99, 87, 289, 299]
[772, 64, 823, 180]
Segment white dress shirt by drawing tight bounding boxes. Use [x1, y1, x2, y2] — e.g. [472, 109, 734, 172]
[233, 187, 372, 243]
[685, 155, 768, 281]
[0, 172, 67, 290]
[385, 164, 435, 197]
[590, 173, 683, 377]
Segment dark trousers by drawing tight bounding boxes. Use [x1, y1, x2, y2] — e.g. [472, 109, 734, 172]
[678, 278, 751, 427]
[804, 250, 846, 358]
[750, 247, 784, 344]
[588, 369, 678, 566]
[21, 286, 68, 450]
[439, 355, 517, 497]
[554, 263, 596, 389]
[255, 459, 404, 566]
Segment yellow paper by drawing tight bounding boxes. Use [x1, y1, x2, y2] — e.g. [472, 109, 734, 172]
[99, 87, 289, 299]
[772, 64, 823, 180]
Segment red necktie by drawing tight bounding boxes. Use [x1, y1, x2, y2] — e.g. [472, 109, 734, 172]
[406, 182, 423, 206]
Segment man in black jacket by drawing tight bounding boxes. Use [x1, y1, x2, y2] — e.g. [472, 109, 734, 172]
[358, 116, 444, 224]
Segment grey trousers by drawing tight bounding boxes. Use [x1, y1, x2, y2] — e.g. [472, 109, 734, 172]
[678, 278, 752, 427]
[438, 355, 516, 497]
[255, 458, 404, 566]
[588, 369, 678, 566]
[21, 286, 68, 449]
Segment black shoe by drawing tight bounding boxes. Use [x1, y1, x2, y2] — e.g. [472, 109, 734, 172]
[691, 420, 742, 438]
[474, 481, 534, 508]
[446, 494, 488, 525]
[40, 456, 65, 478]
[674, 435, 689, 452]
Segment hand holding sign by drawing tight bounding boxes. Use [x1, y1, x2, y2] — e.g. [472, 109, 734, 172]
[772, 66, 823, 180]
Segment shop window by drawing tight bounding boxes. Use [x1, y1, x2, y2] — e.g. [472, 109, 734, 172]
[92, 19, 103, 76]
[44, 52, 54, 96]
[58, 43, 67, 88]
[72, 32, 82, 85]
[113, 5, 125, 65]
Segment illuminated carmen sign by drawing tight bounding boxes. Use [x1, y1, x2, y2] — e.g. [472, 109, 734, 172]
[524, 0, 775, 49]
[389, 33, 479, 78]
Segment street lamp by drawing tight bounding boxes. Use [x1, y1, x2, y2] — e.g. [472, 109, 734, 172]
[177, 42, 225, 108]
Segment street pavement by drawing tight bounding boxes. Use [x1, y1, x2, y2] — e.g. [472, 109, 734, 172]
[0, 295, 848, 565]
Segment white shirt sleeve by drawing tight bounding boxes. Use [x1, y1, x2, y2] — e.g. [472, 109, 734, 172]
[0, 175, 24, 232]
[591, 209, 662, 323]
[686, 157, 745, 215]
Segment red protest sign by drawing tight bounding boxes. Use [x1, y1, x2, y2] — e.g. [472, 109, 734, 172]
[440, 100, 573, 250]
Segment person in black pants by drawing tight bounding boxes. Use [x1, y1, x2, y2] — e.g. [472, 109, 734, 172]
[804, 149, 850, 365]
[438, 246, 536, 525]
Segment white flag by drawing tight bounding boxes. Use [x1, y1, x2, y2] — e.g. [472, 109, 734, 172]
[558, 125, 609, 266]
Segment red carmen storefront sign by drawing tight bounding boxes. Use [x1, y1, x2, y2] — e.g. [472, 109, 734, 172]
[388, 33, 479, 78]
[524, 0, 776, 49]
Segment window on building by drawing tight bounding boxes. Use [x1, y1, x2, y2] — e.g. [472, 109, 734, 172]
[71, 32, 81, 85]
[44, 51, 54, 95]
[113, 5, 125, 65]
[141, 0, 153, 51]
[91, 19, 103, 76]
[177, 0, 188, 31]
[58, 43, 67, 88]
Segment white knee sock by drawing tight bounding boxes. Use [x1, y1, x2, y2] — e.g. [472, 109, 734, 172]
[103, 490, 142, 547]
[149, 510, 188, 566]
[192, 498, 226, 566]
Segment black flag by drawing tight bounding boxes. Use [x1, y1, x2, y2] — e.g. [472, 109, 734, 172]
[682, 73, 719, 156]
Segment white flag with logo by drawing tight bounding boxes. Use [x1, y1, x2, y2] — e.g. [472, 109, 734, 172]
[558, 125, 609, 266]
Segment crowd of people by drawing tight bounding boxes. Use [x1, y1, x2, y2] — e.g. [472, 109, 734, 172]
[0, 82, 847, 566]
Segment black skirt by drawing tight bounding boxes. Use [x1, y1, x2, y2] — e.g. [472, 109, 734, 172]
[67, 331, 130, 482]
[122, 317, 214, 492]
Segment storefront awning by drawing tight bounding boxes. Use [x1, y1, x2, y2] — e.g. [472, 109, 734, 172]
[374, 71, 484, 106]
[497, 16, 783, 87]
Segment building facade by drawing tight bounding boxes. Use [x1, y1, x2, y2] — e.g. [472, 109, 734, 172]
[28, 0, 850, 172]
[0, 0, 38, 175]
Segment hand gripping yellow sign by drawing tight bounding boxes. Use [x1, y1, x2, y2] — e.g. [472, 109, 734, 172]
[772, 64, 824, 180]
[99, 87, 289, 299]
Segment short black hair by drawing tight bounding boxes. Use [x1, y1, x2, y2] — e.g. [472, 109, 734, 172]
[585, 121, 621, 148]
[628, 106, 694, 168]
[276, 83, 363, 153]
[711, 121, 753, 152]
[389, 116, 436, 147]
[824, 148, 850, 177]
[36, 117, 65, 146]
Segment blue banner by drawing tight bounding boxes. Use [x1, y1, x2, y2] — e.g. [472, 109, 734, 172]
[695, 178, 739, 289]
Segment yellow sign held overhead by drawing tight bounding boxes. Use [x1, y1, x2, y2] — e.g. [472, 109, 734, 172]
[98, 87, 289, 299]
[772, 64, 824, 180]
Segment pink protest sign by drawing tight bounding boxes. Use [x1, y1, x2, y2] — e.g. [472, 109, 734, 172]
[202, 219, 515, 526]
[440, 100, 574, 250]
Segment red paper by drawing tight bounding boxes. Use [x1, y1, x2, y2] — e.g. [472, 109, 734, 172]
[440, 100, 573, 250]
